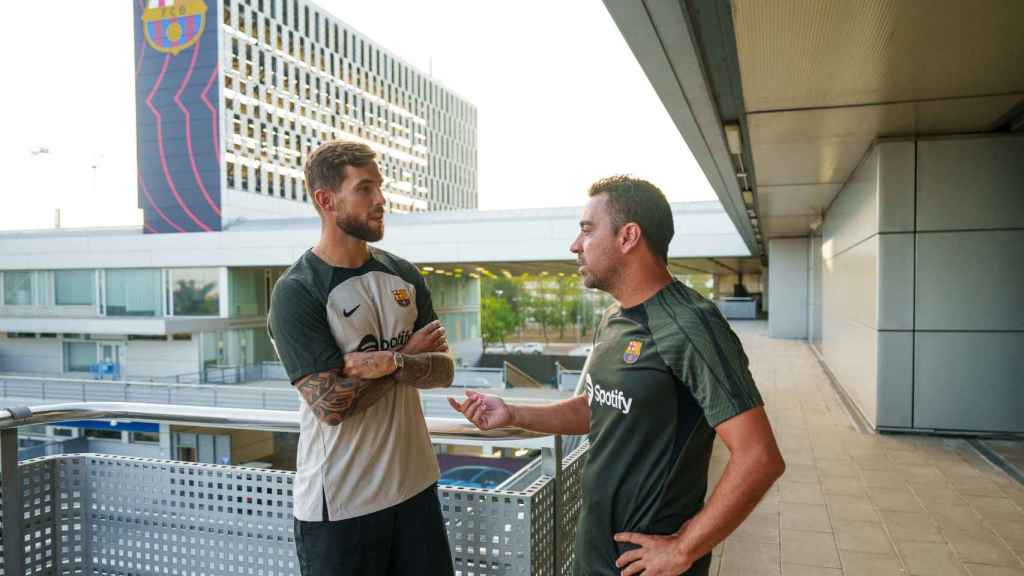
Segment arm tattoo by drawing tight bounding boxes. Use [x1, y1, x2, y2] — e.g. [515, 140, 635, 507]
[394, 352, 455, 389]
[295, 368, 395, 425]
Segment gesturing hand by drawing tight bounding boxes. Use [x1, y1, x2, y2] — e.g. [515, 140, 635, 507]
[342, 351, 397, 380]
[402, 320, 448, 355]
[447, 390, 514, 430]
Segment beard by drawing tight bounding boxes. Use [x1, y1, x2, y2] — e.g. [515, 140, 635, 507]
[335, 212, 383, 242]
[579, 261, 615, 292]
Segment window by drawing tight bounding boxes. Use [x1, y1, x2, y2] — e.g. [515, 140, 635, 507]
[85, 429, 123, 441]
[105, 269, 161, 316]
[3, 271, 34, 305]
[64, 342, 95, 372]
[55, 270, 95, 306]
[170, 268, 220, 316]
[131, 431, 160, 444]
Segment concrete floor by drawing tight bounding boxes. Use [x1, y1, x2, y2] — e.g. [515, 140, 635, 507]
[708, 321, 1024, 576]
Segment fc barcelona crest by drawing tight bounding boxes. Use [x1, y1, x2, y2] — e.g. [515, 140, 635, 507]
[142, 0, 208, 56]
[392, 289, 412, 307]
[623, 340, 642, 364]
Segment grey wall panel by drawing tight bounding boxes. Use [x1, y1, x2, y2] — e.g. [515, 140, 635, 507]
[877, 141, 917, 233]
[916, 230, 1024, 331]
[914, 332, 1024, 432]
[877, 234, 914, 331]
[821, 235, 879, 427]
[876, 331, 913, 429]
[917, 135, 1024, 231]
[768, 238, 809, 339]
[823, 147, 879, 256]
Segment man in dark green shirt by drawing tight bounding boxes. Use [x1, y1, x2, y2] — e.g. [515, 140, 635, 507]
[450, 176, 785, 576]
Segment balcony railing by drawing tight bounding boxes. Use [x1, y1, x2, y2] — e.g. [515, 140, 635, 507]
[0, 402, 588, 576]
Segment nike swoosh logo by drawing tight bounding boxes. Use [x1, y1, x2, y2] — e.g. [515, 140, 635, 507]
[342, 305, 360, 318]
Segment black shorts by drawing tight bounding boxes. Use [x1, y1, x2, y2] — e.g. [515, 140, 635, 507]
[294, 483, 454, 576]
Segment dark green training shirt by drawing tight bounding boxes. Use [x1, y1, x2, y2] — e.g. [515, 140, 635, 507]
[574, 280, 764, 576]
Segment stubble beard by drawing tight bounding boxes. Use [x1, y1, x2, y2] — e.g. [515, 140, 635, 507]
[335, 213, 383, 242]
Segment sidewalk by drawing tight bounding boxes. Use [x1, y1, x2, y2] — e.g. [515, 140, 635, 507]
[710, 322, 1024, 576]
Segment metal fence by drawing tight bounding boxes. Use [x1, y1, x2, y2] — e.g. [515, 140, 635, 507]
[0, 375, 300, 411]
[0, 403, 588, 576]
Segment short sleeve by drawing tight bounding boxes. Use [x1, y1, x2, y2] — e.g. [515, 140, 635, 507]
[647, 284, 764, 427]
[412, 271, 438, 331]
[268, 277, 343, 383]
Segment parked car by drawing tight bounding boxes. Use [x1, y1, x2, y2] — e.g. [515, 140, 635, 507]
[438, 465, 512, 489]
[509, 342, 544, 355]
[567, 345, 593, 357]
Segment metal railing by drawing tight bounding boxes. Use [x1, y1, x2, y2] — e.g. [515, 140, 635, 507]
[0, 402, 587, 576]
[0, 374, 300, 411]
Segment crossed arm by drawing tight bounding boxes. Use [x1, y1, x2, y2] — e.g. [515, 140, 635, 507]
[295, 321, 454, 425]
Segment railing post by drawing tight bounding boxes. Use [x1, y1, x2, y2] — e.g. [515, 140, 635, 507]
[540, 435, 563, 575]
[41, 380, 47, 400]
[82, 380, 86, 401]
[262, 390, 267, 409]
[2, 427, 25, 575]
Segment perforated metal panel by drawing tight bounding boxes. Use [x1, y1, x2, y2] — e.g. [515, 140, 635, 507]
[2, 445, 590, 576]
[557, 442, 588, 576]
[1, 457, 61, 576]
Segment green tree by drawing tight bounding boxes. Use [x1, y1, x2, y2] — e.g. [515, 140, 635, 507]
[481, 295, 519, 347]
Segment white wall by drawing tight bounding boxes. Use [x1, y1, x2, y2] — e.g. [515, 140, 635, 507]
[820, 144, 884, 426]
[768, 239, 809, 339]
[124, 339, 200, 379]
[0, 337, 62, 373]
[815, 135, 1024, 433]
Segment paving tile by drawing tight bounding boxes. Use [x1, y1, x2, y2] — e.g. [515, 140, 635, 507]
[733, 512, 782, 543]
[781, 503, 832, 532]
[869, 487, 926, 512]
[896, 541, 968, 575]
[837, 549, 904, 576]
[833, 520, 896, 555]
[944, 529, 1021, 567]
[826, 495, 882, 524]
[820, 475, 867, 497]
[964, 496, 1024, 524]
[930, 505, 987, 533]
[781, 563, 842, 576]
[964, 565, 1024, 576]
[720, 537, 781, 576]
[782, 481, 826, 505]
[781, 530, 840, 568]
[988, 518, 1024, 550]
[879, 510, 944, 543]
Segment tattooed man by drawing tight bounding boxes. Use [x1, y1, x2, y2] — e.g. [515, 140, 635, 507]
[269, 141, 455, 576]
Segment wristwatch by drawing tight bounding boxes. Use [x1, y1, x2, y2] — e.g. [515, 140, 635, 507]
[393, 352, 405, 372]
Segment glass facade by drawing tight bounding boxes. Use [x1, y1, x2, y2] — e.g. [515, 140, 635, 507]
[228, 268, 266, 317]
[170, 268, 220, 316]
[64, 342, 96, 372]
[106, 269, 162, 317]
[3, 271, 35, 305]
[55, 270, 95, 306]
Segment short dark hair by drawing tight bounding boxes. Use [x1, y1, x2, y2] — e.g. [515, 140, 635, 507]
[304, 140, 376, 213]
[588, 175, 674, 262]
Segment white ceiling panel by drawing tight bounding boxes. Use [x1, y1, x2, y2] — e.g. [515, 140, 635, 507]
[748, 94, 1023, 186]
[762, 215, 818, 239]
[758, 184, 842, 217]
[733, 0, 1024, 113]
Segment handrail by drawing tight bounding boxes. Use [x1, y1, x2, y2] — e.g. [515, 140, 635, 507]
[0, 401, 550, 445]
[0, 373, 288, 393]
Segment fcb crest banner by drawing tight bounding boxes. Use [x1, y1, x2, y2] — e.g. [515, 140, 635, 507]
[133, 0, 222, 233]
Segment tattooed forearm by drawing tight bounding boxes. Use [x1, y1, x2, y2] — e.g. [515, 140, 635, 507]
[295, 368, 396, 425]
[394, 352, 455, 389]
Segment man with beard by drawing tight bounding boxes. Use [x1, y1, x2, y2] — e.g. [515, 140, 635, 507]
[269, 140, 455, 575]
[450, 176, 785, 576]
